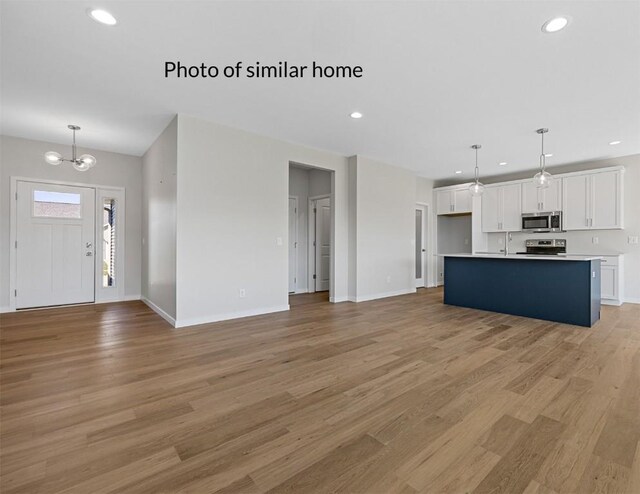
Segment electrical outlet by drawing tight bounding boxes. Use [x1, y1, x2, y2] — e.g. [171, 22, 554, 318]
[239, 289, 246, 298]
[498, 238, 504, 245]
[276, 237, 283, 246]
[629, 236, 639, 245]
[464, 238, 469, 245]
[386, 275, 391, 284]
[592, 236, 599, 244]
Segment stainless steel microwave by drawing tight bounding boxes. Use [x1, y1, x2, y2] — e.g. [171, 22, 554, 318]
[521, 211, 562, 233]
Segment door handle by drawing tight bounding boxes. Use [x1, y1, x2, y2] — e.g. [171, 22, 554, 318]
[86, 242, 92, 248]
[86, 252, 93, 257]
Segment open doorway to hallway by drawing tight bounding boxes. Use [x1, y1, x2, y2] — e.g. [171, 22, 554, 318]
[288, 163, 333, 302]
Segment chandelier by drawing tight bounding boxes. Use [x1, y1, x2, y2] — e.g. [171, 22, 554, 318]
[44, 125, 97, 171]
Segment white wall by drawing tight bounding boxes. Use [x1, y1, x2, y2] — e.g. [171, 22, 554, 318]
[485, 154, 640, 303]
[351, 156, 416, 302]
[141, 117, 178, 321]
[0, 135, 142, 311]
[174, 114, 349, 327]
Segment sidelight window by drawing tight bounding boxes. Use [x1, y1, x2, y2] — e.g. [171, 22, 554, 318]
[103, 198, 116, 287]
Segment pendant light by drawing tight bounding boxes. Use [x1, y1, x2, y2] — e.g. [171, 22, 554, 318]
[44, 125, 96, 171]
[468, 144, 484, 196]
[532, 128, 552, 188]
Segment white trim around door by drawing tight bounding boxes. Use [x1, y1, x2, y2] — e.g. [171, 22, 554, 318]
[8, 176, 127, 312]
[415, 203, 428, 288]
[288, 196, 298, 294]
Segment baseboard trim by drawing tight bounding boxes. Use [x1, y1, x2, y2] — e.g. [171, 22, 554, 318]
[354, 288, 417, 303]
[624, 297, 640, 305]
[601, 299, 623, 306]
[294, 289, 309, 294]
[124, 294, 141, 301]
[0, 306, 12, 314]
[175, 304, 290, 328]
[330, 296, 349, 303]
[141, 297, 176, 327]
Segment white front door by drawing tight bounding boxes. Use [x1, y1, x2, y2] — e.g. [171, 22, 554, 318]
[16, 181, 95, 309]
[415, 205, 427, 287]
[314, 197, 331, 292]
[288, 197, 297, 293]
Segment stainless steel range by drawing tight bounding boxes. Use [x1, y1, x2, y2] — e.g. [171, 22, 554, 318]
[517, 239, 566, 256]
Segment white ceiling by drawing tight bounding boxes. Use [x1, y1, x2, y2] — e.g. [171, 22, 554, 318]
[2, 1, 639, 180]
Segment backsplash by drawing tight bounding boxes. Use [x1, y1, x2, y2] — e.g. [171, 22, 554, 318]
[487, 230, 629, 255]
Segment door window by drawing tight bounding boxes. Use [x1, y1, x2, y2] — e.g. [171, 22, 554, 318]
[33, 190, 81, 218]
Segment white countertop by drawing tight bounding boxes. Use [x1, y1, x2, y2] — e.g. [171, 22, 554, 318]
[438, 253, 603, 261]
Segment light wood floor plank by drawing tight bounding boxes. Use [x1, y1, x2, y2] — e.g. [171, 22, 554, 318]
[1, 289, 638, 493]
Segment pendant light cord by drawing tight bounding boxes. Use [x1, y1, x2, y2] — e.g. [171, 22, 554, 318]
[539, 130, 545, 172]
[475, 146, 479, 183]
[71, 128, 77, 162]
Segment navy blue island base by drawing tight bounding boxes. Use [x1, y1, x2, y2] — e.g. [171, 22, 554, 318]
[443, 256, 601, 327]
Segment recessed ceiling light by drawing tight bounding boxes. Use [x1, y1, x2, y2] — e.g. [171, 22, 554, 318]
[350, 112, 363, 119]
[499, 162, 507, 166]
[544, 153, 553, 157]
[609, 140, 621, 145]
[88, 8, 117, 26]
[542, 17, 569, 33]
[455, 170, 462, 174]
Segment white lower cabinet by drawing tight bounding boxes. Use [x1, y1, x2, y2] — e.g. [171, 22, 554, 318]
[599, 255, 624, 305]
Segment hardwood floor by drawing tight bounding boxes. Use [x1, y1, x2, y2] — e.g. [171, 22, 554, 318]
[1, 288, 639, 493]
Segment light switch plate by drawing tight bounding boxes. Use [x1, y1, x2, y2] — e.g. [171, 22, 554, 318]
[276, 237, 283, 246]
[629, 236, 639, 244]
[592, 236, 599, 244]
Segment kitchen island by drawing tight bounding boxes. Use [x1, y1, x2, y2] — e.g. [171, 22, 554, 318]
[442, 254, 602, 327]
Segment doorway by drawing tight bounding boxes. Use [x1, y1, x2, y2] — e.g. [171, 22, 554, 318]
[10, 178, 126, 311]
[415, 204, 428, 288]
[288, 163, 333, 299]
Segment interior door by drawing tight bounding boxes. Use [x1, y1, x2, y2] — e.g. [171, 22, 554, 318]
[16, 181, 95, 309]
[415, 206, 427, 287]
[314, 197, 331, 292]
[288, 197, 297, 293]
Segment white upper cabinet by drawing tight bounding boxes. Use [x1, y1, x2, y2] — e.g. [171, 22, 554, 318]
[453, 188, 472, 214]
[563, 169, 623, 230]
[562, 175, 589, 230]
[436, 190, 452, 215]
[501, 184, 522, 231]
[591, 171, 622, 229]
[481, 186, 501, 232]
[482, 183, 521, 232]
[521, 179, 562, 213]
[436, 186, 473, 215]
